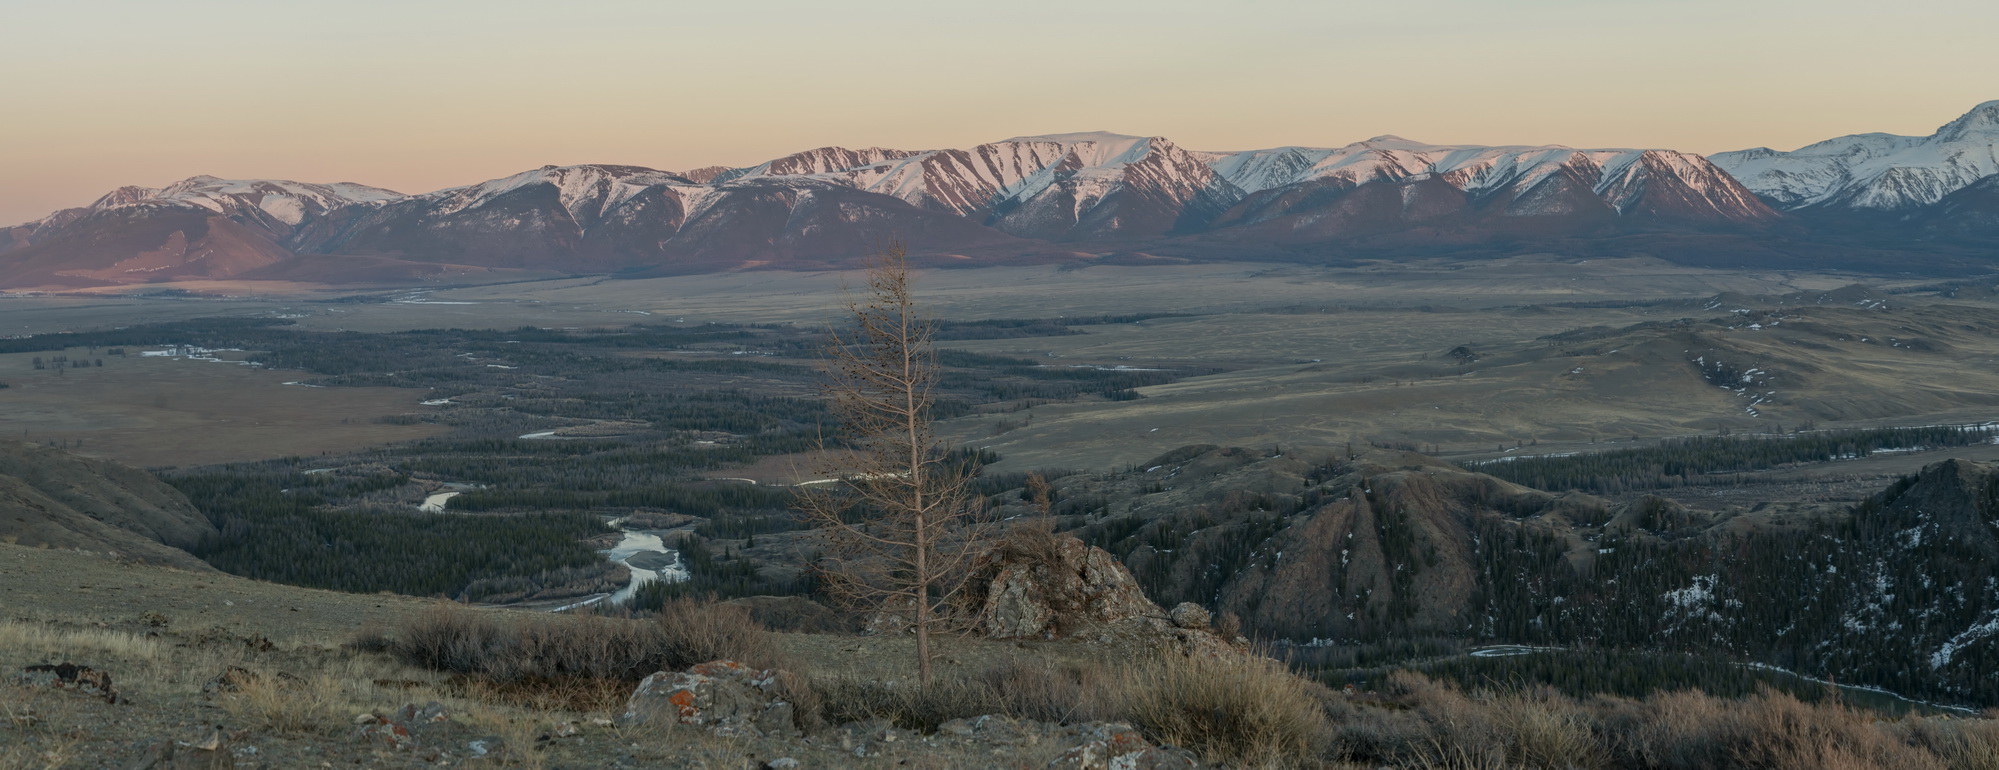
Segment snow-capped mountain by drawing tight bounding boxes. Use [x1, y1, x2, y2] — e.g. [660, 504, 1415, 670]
[1711, 101, 1999, 211]
[286, 163, 1023, 271]
[1212, 136, 1768, 219]
[1202, 136, 1774, 241]
[0, 176, 405, 288]
[2, 176, 403, 253]
[719, 132, 1771, 242]
[15, 110, 1993, 290]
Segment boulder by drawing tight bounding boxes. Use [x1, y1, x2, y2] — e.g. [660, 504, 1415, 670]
[977, 532, 1162, 640]
[620, 660, 801, 738]
[1045, 722, 1199, 770]
[350, 701, 454, 752]
[1168, 602, 1211, 630]
[352, 716, 416, 752]
[973, 532, 1246, 660]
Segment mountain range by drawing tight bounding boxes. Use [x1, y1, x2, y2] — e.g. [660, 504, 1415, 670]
[5, 103, 1997, 289]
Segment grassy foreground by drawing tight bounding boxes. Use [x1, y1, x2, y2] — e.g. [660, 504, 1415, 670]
[7, 596, 1999, 769]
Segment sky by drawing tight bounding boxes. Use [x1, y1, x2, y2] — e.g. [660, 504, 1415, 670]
[2, 0, 1995, 224]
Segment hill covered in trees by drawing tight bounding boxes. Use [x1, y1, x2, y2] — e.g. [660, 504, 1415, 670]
[985, 446, 1999, 706]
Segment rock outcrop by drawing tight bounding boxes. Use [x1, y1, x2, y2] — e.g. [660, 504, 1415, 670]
[973, 530, 1245, 658]
[620, 660, 802, 738]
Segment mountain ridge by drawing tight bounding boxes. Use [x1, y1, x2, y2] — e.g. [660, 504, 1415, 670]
[6, 103, 1997, 289]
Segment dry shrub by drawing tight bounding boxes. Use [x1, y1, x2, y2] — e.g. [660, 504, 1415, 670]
[1727, 689, 1944, 770]
[652, 598, 794, 673]
[1893, 716, 1999, 770]
[1603, 690, 1736, 769]
[1326, 675, 1999, 770]
[388, 601, 793, 683]
[1601, 687, 1948, 770]
[815, 657, 1117, 732]
[452, 675, 636, 714]
[1489, 687, 1607, 769]
[815, 676, 999, 731]
[977, 658, 1114, 724]
[1109, 653, 1333, 767]
[382, 602, 815, 726]
[216, 672, 348, 735]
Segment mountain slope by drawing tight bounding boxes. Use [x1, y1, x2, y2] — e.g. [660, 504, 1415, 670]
[290, 164, 1029, 271]
[13, 116, 1977, 288]
[1712, 101, 1999, 211]
[1911, 174, 1999, 243]
[1021, 446, 1999, 704]
[0, 441, 216, 571]
[0, 177, 404, 289]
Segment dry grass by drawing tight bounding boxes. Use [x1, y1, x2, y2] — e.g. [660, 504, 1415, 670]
[385, 600, 818, 727]
[1110, 654, 1334, 766]
[0, 686, 86, 770]
[1326, 673, 1999, 770]
[818, 652, 1331, 767]
[0, 620, 165, 664]
[214, 671, 353, 735]
[13, 586, 1999, 769]
[391, 601, 794, 683]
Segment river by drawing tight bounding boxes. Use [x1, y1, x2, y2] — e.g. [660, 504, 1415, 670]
[549, 524, 691, 612]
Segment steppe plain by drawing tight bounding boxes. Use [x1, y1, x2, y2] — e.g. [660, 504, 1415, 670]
[4, 255, 1996, 476]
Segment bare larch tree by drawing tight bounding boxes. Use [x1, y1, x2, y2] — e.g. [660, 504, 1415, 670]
[801, 243, 992, 684]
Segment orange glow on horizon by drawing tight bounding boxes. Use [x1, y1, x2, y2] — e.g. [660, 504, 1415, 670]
[3, 0, 1995, 224]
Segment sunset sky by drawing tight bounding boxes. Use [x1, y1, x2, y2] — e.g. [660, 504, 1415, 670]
[3, 0, 1994, 224]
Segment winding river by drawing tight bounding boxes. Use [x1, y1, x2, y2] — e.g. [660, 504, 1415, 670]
[549, 524, 691, 612]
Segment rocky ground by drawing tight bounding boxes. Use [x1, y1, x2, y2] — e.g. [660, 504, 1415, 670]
[0, 535, 1246, 769]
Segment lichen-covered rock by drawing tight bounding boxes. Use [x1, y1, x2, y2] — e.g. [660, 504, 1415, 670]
[1045, 722, 1199, 770]
[936, 714, 1047, 747]
[352, 716, 415, 751]
[973, 533, 1247, 660]
[1168, 602, 1211, 630]
[977, 534, 1163, 640]
[394, 701, 451, 725]
[621, 660, 801, 738]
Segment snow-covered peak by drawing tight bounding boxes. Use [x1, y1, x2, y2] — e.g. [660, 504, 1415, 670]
[1711, 100, 1999, 210]
[63, 176, 406, 227]
[1002, 131, 1146, 144]
[1937, 100, 1999, 141]
[427, 164, 688, 223]
[721, 147, 924, 184]
[89, 185, 161, 209]
[1205, 137, 1703, 199]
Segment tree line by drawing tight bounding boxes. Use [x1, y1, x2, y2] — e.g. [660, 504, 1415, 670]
[1474, 424, 1999, 494]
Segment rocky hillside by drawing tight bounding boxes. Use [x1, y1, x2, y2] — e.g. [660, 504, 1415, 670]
[1009, 446, 1999, 704]
[0, 441, 216, 571]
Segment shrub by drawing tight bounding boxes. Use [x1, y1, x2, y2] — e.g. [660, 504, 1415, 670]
[385, 601, 793, 682]
[216, 672, 348, 735]
[1109, 654, 1334, 766]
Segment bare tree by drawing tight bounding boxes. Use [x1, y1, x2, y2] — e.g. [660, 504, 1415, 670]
[800, 243, 992, 684]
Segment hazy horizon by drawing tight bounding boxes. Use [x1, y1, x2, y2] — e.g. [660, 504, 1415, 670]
[4, 0, 1995, 224]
